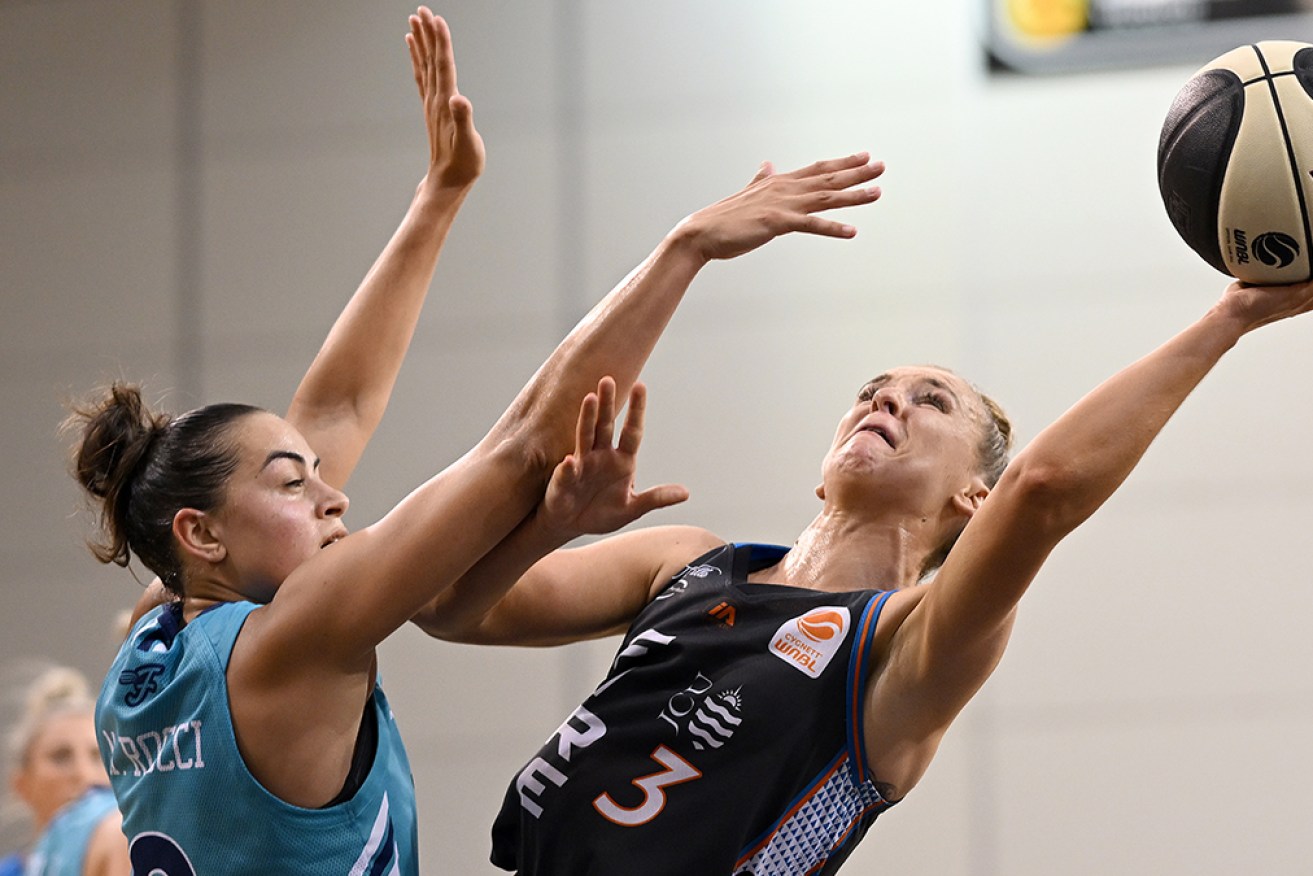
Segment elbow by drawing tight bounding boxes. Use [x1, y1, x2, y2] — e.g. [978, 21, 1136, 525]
[480, 381, 570, 486]
[475, 416, 557, 492]
[410, 603, 482, 644]
[409, 605, 445, 639]
[996, 455, 1094, 536]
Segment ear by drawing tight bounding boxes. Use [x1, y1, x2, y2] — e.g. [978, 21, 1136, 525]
[950, 477, 990, 520]
[172, 508, 227, 565]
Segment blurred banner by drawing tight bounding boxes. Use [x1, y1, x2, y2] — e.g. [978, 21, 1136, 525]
[987, 0, 1313, 72]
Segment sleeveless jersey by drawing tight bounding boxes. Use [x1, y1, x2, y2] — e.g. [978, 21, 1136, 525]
[491, 542, 898, 875]
[23, 785, 117, 876]
[96, 601, 418, 876]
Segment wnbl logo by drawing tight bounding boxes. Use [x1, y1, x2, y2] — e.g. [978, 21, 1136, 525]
[120, 664, 166, 706]
[769, 607, 850, 679]
[1253, 231, 1300, 268]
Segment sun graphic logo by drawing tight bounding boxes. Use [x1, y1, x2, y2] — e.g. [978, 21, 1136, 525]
[769, 606, 851, 679]
[687, 688, 744, 751]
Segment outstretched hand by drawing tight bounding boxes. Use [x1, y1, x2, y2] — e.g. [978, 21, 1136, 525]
[539, 378, 689, 541]
[1220, 276, 1313, 334]
[672, 153, 885, 263]
[407, 7, 485, 190]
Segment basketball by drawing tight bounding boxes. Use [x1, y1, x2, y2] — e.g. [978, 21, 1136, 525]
[1158, 40, 1313, 285]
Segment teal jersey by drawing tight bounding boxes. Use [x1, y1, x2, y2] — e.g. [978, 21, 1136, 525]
[96, 602, 418, 875]
[24, 786, 117, 876]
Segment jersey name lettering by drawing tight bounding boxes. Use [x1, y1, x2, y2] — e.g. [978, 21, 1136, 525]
[102, 720, 205, 777]
[516, 706, 606, 818]
[516, 628, 681, 819]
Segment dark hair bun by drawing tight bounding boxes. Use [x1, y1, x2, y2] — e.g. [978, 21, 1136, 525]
[67, 383, 170, 567]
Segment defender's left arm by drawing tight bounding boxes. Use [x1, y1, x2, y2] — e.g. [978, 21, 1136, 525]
[287, 7, 484, 489]
[127, 8, 479, 629]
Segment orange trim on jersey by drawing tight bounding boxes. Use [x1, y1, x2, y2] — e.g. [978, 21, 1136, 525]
[830, 798, 886, 850]
[847, 594, 884, 784]
[733, 755, 847, 867]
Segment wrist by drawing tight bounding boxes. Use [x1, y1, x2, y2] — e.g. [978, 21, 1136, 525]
[1204, 292, 1261, 344]
[528, 507, 583, 553]
[414, 174, 474, 212]
[659, 218, 714, 271]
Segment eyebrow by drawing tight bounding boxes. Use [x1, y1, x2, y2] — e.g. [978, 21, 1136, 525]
[858, 374, 890, 396]
[260, 450, 321, 472]
[860, 373, 963, 404]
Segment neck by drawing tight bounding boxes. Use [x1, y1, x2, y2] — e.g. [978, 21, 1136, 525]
[753, 505, 939, 592]
[181, 572, 267, 623]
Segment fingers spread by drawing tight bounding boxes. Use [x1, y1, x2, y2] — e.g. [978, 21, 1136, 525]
[573, 393, 600, 457]
[593, 377, 617, 449]
[792, 214, 859, 239]
[808, 160, 885, 193]
[632, 484, 691, 515]
[784, 151, 871, 181]
[617, 382, 647, 456]
[804, 185, 882, 214]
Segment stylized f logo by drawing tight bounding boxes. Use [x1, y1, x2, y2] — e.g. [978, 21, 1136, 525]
[119, 664, 165, 707]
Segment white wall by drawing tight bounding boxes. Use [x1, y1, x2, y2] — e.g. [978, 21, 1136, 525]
[3, 1, 1312, 873]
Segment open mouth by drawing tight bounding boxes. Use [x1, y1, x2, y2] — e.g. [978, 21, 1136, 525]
[859, 425, 895, 448]
[321, 532, 347, 549]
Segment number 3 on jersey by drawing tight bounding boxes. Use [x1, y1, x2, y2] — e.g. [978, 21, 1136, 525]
[593, 746, 701, 826]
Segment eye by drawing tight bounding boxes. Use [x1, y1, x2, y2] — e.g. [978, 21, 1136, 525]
[917, 391, 950, 412]
[856, 384, 877, 402]
[285, 478, 305, 489]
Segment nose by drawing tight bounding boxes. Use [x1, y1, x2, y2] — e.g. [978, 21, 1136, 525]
[321, 484, 350, 518]
[870, 386, 903, 416]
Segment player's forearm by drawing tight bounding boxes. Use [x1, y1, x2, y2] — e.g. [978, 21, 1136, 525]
[288, 179, 472, 462]
[410, 508, 572, 644]
[488, 227, 708, 476]
[1011, 305, 1243, 534]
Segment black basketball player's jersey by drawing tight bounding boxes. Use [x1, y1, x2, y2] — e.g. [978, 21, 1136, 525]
[491, 542, 899, 875]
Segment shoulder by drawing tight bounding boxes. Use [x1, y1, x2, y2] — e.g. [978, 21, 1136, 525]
[565, 524, 721, 570]
[643, 524, 725, 563]
[607, 524, 725, 598]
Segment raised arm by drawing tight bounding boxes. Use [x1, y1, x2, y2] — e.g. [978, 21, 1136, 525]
[126, 8, 479, 631]
[286, 7, 484, 489]
[269, 150, 886, 663]
[866, 277, 1313, 797]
